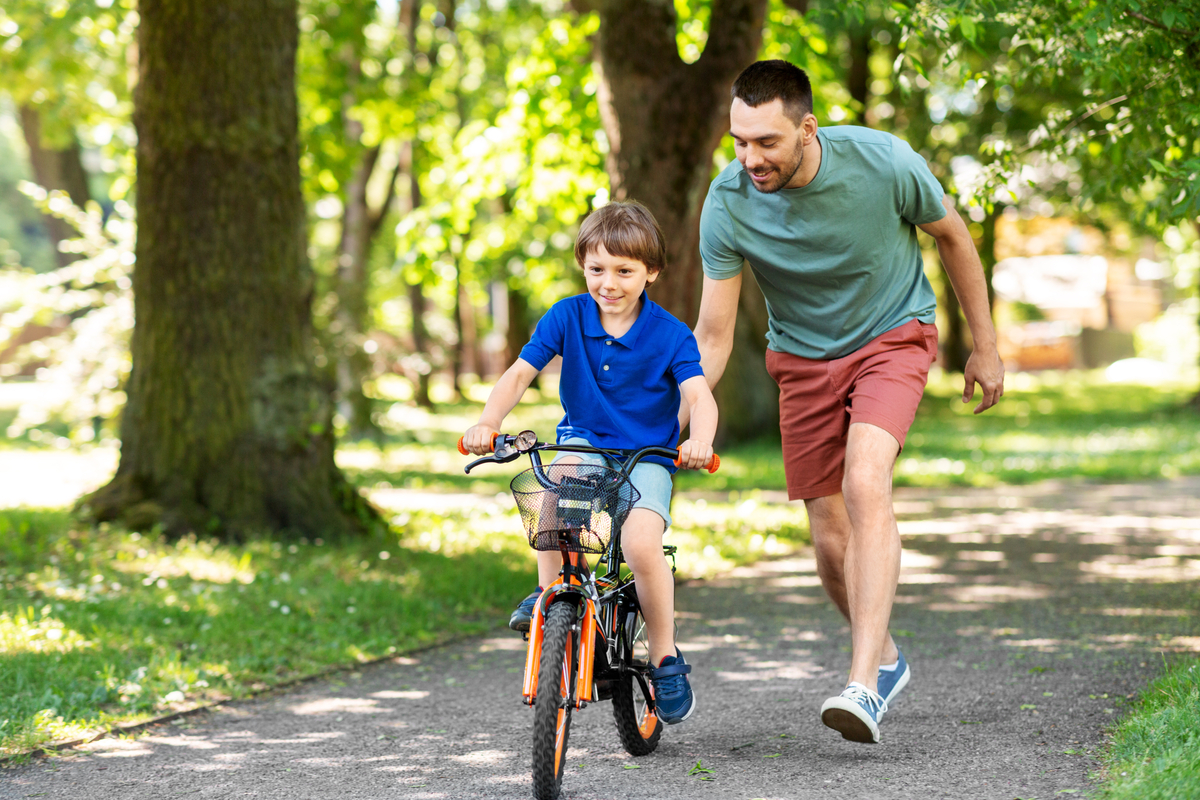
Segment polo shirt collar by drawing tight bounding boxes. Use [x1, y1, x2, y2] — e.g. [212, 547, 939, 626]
[584, 291, 654, 348]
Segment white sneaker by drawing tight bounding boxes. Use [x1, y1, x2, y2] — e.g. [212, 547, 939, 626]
[820, 682, 887, 744]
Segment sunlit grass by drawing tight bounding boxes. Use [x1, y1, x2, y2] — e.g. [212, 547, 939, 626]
[1095, 658, 1200, 800]
[0, 507, 536, 756]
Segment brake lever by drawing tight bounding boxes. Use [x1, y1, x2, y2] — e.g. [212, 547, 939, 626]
[463, 436, 521, 473]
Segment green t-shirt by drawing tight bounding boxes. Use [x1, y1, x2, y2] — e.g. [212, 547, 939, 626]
[699, 125, 946, 360]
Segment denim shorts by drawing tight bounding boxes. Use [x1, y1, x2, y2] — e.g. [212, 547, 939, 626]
[554, 437, 673, 528]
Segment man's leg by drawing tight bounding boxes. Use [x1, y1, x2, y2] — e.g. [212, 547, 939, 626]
[806, 421, 901, 692]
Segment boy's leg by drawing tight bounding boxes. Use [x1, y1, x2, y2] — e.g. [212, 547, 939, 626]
[620, 508, 673, 665]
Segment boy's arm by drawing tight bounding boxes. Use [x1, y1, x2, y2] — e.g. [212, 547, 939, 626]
[463, 358, 540, 454]
[676, 374, 717, 470]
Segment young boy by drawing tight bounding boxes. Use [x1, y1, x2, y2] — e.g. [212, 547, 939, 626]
[462, 201, 718, 724]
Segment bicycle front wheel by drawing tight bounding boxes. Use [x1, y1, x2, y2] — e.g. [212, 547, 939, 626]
[610, 600, 662, 756]
[532, 601, 577, 800]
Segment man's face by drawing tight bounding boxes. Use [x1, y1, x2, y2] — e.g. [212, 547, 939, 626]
[730, 98, 806, 193]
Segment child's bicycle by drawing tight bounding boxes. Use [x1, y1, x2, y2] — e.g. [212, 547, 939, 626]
[457, 430, 719, 800]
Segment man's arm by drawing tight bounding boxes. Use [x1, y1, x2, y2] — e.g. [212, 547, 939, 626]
[679, 273, 743, 429]
[693, 274, 743, 389]
[917, 194, 1005, 413]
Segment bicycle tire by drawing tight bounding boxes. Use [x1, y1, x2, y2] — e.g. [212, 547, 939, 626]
[532, 601, 577, 800]
[610, 600, 662, 756]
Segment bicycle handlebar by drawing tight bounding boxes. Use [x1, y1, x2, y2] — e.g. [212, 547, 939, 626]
[457, 432, 719, 474]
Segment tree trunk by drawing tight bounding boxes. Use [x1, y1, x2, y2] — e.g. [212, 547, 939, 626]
[714, 267, 779, 441]
[18, 105, 92, 267]
[1192, 219, 1200, 410]
[594, 0, 767, 326]
[87, 0, 376, 539]
[938, 267, 967, 372]
[453, 275, 477, 397]
[847, 28, 871, 126]
[980, 205, 998, 313]
[335, 141, 383, 439]
[408, 281, 434, 408]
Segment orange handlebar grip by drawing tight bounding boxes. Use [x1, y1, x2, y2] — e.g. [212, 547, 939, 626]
[458, 432, 499, 455]
[674, 452, 721, 473]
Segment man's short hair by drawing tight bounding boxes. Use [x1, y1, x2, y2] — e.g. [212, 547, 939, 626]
[731, 60, 813, 126]
[574, 201, 667, 274]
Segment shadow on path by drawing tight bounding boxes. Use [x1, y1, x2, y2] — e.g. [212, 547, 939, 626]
[5, 478, 1199, 799]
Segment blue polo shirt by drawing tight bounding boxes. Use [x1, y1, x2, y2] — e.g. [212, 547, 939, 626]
[519, 293, 705, 469]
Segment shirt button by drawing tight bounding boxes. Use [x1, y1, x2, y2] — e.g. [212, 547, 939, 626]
[603, 365, 610, 371]
[606, 340, 613, 345]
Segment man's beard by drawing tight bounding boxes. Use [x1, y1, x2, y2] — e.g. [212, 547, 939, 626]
[750, 138, 805, 194]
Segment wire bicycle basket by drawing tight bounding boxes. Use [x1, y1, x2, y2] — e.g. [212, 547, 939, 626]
[510, 463, 641, 554]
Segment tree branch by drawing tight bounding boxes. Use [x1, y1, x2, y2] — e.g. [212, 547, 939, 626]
[368, 151, 403, 241]
[1125, 9, 1196, 36]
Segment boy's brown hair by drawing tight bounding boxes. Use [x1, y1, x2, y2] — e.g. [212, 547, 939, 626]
[574, 201, 667, 274]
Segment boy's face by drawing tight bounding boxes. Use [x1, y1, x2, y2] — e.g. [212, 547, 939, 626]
[582, 244, 658, 323]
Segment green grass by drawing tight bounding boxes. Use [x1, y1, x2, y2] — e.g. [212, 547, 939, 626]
[0, 506, 536, 756]
[1094, 658, 1200, 800]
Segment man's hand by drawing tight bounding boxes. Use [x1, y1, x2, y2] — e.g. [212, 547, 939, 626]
[963, 344, 1005, 413]
[462, 423, 500, 455]
[676, 438, 714, 470]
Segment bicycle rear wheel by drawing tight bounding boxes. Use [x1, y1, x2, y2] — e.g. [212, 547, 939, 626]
[610, 598, 662, 756]
[532, 601, 577, 800]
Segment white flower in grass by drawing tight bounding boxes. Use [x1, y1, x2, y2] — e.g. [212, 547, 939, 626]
[163, 691, 185, 703]
[280, 606, 290, 615]
[346, 606, 357, 614]
[269, 600, 279, 608]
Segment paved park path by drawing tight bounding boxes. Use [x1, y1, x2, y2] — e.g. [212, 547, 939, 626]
[5, 478, 1200, 800]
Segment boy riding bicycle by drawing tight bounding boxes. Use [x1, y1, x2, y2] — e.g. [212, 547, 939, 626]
[462, 201, 718, 724]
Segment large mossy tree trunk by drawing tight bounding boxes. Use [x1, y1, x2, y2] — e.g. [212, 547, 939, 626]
[88, 0, 376, 539]
[594, 0, 766, 327]
[593, 0, 776, 443]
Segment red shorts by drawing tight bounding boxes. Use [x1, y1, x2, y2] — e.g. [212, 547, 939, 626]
[765, 319, 938, 500]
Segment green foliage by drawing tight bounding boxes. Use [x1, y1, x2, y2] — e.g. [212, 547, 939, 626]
[911, 0, 1200, 226]
[0, 0, 138, 200]
[1095, 659, 1200, 800]
[0, 189, 132, 443]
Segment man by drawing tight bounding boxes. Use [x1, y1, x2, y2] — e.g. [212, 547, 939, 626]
[693, 60, 1004, 744]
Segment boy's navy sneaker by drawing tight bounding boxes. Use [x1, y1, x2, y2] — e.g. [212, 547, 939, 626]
[877, 648, 910, 705]
[508, 588, 542, 632]
[820, 682, 887, 744]
[651, 648, 695, 724]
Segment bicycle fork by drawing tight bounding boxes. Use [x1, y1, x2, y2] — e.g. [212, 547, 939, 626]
[522, 581, 602, 711]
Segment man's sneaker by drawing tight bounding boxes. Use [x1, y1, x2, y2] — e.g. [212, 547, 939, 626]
[508, 588, 542, 632]
[877, 648, 910, 705]
[820, 682, 888, 744]
[651, 648, 695, 725]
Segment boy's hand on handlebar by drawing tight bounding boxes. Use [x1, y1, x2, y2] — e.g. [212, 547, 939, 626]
[462, 424, 500, 455]
[676, 438, 714, 471]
